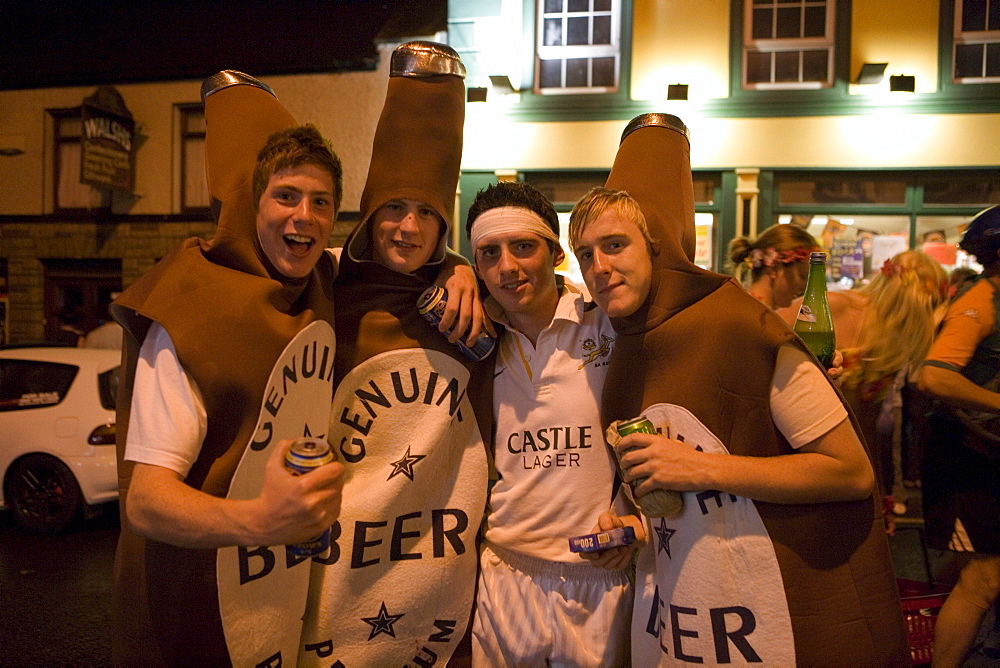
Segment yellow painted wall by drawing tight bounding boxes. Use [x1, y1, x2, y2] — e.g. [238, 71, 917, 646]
[462, 111, 1000, 171]
[851, 0, 940, 94]
[631, 0, 731, 101]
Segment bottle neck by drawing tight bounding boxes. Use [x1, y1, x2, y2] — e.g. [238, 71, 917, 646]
[804, 260, 828, 296]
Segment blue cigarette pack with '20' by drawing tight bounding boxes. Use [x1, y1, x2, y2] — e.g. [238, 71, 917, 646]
[568, 526, 636, 553]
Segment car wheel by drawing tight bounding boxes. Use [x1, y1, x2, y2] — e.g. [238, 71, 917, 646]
[4, 454, 83, 534]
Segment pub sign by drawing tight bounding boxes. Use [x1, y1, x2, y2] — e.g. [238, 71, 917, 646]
[80, 87, 135, 192]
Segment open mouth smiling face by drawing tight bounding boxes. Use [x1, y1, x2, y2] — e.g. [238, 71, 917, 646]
[256, 164, 336, 279]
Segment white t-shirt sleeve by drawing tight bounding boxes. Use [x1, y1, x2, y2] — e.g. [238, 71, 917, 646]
[123, 322, 208, 477]
[769, 344, 848, 449]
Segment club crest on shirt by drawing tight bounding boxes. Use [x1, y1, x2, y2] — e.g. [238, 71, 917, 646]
[579, 334, 615, 369]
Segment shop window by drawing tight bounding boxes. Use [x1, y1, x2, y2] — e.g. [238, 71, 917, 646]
[776, 175, 908, 206]
[535, 0, 621, 94]
[954, 0, 1000, 82]
[743, 0, 835, 89]
[922, 172, 1000, 206]
[179, 105, 209, 213]
[525, 171, 609, 204]
[50, 108, 110, 213]
[526, 170, 719, 206]
[778, 214, 912, 284]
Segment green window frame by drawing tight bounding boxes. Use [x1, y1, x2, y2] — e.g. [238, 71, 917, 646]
[952, 0, 1000, 82]
[535, 0, 621, 95]
[743, 0, 836, 90]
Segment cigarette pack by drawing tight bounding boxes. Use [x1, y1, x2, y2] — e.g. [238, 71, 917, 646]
[568, 526, 636, 553]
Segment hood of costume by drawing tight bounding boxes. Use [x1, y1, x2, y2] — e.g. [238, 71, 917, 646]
[602, 114, 909, 665]
[299, 42, 492, 665]
[344, 40, 465, 270]
[110, 72, 336, 665]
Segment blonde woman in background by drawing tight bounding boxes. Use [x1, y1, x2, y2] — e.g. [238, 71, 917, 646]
[728, 223, 820, 310]
[782, 250, 950, 524]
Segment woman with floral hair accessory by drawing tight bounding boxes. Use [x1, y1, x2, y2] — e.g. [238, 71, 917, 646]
[728, 224, 820, 310]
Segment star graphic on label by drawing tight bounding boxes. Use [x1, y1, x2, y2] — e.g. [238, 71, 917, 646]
[388, 446, 426, 481]
[654, 518, 676, 558]
[362, 602, 405, 640]
[301, 423, 325, 440]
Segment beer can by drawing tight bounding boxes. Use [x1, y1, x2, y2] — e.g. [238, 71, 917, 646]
[615, 417, 684, 517]
[417, 285, 497, 361]
[284, 437, 335, 557]
[616, 416, 658, 437]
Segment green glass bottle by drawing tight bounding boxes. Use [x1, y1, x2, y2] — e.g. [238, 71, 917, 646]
[793, 252, 836, 368]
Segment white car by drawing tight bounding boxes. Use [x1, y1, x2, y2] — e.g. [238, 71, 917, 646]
[0, 346, 120, 533]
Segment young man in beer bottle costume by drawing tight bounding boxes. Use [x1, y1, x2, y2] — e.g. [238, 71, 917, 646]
[463, 181, 641, 666]
[919, 205, 1000, 666]
[298, 42, 494, 666]
[569, 113, 910, 665]
[111, 73, 347, 665]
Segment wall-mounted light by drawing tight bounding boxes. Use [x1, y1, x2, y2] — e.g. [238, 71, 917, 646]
[855, 62, 888, 85]
[488, 75, 518, 95]
[666, 83, 689, 101]
[467, 87, 488, 103]
[889, 74, 916, 93]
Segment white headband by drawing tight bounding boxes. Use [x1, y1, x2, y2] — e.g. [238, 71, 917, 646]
[469, 206, 561, 252]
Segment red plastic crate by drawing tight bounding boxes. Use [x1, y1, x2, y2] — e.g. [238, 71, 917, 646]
[897, 578, 951, 666]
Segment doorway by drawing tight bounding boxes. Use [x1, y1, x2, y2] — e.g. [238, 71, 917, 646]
[42, 259, 122, 345]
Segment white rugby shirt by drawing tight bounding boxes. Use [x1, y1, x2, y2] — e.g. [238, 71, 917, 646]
[485, 279, 622, 563]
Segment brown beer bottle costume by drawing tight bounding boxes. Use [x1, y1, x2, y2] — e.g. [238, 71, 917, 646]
[601, 114, 910, 665]
[297, 42, 493, 665]
[110, 72, 336, 665]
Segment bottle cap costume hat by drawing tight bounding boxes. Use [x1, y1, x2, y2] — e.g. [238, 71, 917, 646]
[347, 41, 466, 266]
[603, 113, 727, 334]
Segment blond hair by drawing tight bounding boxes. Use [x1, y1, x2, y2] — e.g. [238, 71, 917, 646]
[569, 187, 654, 251]
[856, 250, 948, 379]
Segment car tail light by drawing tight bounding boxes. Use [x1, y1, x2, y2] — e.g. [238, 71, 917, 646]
[88, 423, 116, 445]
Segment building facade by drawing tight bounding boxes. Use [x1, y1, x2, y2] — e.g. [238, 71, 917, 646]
[1, 0, 998, 344]
[451, 0, 1000, 285]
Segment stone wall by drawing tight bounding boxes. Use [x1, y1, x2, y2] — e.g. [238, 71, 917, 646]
[1, 215, 355, 344]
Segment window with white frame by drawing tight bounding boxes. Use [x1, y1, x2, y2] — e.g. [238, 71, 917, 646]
[178, 105, 209, 213]
[535, 0, 620, 95]
[954, 0, 1000, 82]
[50, 109, 110, 212]
[743, 0, 835, 90]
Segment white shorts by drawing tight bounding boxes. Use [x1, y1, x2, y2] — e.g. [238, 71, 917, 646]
[472, 543, 633, 667]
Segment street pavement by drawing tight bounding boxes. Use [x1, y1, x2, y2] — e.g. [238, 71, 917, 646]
[0, 496, 997, 666]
